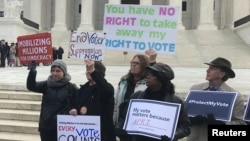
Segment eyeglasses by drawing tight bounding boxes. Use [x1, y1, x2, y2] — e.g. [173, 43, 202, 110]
[130, 61, 140, 65]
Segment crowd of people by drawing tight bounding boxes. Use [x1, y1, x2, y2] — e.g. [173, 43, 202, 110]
[0, 39, 64, 67]
[0, 39, 19, 67]
[25, 48, 249, 141]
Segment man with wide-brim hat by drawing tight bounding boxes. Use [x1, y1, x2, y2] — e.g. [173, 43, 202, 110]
[204, 57, 235, 79]
[186, 57, 246, 141]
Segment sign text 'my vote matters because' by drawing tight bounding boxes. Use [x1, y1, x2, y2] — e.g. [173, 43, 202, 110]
[103, 4, 179, 54]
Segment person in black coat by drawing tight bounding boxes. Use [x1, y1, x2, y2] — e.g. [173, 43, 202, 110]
[117, 62, 191, 141]
[26, 59, 78, 141]
[52, 47, 58, 61]
[69, 59, 116, 141]
[57, 46, 64, 59]
[0, 40, 8, 67]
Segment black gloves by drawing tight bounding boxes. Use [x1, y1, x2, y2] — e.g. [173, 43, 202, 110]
[28, 60, 37, 71]
[114, 128, 127, 136]
[207, 114, 225, 125]
[190, 114, 225, 125]
[161, 135, 171, 141]
[207, 114, 216, 124]
[190, 115, 208, 124]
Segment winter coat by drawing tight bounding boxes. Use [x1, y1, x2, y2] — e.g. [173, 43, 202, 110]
[26, 69, 78, 131]
[9, 46, 16, 60]
[72, 70, 116, 141]
[57, 47, 64, 59]
[186, 82, 246, 141]
[117, 89, 191, 141]
[114, 74, 147, 126]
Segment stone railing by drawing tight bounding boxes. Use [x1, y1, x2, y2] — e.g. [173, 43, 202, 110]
[234, 15, 250, 28]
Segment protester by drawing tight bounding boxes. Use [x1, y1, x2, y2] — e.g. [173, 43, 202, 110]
[52, 47, 58, 61]
[15, 42, 20, 67]
[8, 43, 16, 67]
[186, 57, 246, 141]
[69, 59, 116, 141]
[114, 49, 157, 125]
[114, 49, 157, 141]
[57, 46, 64, 59]
[0, 40, 8, 67]
[26, 59, 78, 141]
[117, 62, 191, 141]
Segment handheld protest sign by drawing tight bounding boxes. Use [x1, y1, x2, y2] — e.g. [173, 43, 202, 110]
[17, 32, 53, 64]
[103, 4, 179, 55]
[243, 95, 250, 122]
[68, 31, 105, 61]
[57, 115, 101, 141]
[123, 99, 180, 140]
[186, 90, 237, 122]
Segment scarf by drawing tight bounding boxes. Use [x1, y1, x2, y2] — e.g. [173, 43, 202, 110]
[47, 73, 72, 87]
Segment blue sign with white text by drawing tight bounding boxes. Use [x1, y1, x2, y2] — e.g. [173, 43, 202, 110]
[185, 90, 237, 122]
[243, 96, 250, 121]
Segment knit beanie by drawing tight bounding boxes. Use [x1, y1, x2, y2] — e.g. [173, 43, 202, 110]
[51, 59, 67, 75]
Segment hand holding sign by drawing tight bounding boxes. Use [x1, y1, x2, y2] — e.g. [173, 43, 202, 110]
[207, 114, 225, 125]
[145, 49, 157, 63]
[80, 106, 87, 115]
[69, 108, 77, 116]
[190, 115, 208, 124]
[190, 114, 225, 125]
[161, 135, 171, 141]
[27, 60, 37, 71]
[85, 59, 95, 73]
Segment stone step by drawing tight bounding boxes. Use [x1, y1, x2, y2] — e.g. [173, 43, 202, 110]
[0, 109, 39, 122]
[0, 91, 42, 101]
[0, 99, 41, 111]
[0, 132, 39, 141]
[0, 119, 38, 134]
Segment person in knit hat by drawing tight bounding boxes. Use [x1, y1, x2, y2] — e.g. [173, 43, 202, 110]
[51, 59, 68, 76]
[26, 59, 78, 141]
[69, 59, 116, 141]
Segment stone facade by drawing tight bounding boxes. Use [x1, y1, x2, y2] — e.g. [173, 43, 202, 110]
[0, 0, 248, 31]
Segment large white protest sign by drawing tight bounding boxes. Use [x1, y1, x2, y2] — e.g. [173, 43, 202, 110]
[103, 4, 179, 54]
[123, 99, 181, 140]
[68, 31, 105, 61]
[57, 115, 100, 141]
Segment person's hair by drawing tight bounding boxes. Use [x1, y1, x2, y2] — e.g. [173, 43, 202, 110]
[94, 61, 106, 77]
[150, 70, 175, 96]
[220, 67, 229, 81]
[129, 54, 149, 78]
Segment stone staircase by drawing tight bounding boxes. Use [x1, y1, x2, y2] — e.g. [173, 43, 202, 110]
[0, 91, 41, 141]
[0, 90, 188, 141]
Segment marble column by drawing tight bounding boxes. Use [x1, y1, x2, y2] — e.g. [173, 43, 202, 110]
[140, 0, 152, 5]
[30, 0, 41, 30]
[198, 0, 217, 30]
[169, 0, 185, 29]
[220, 0, 233, 29]
[40, 0, 52, 31]
[51, 0, 67, 31]
[77, 0, 94, 31]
